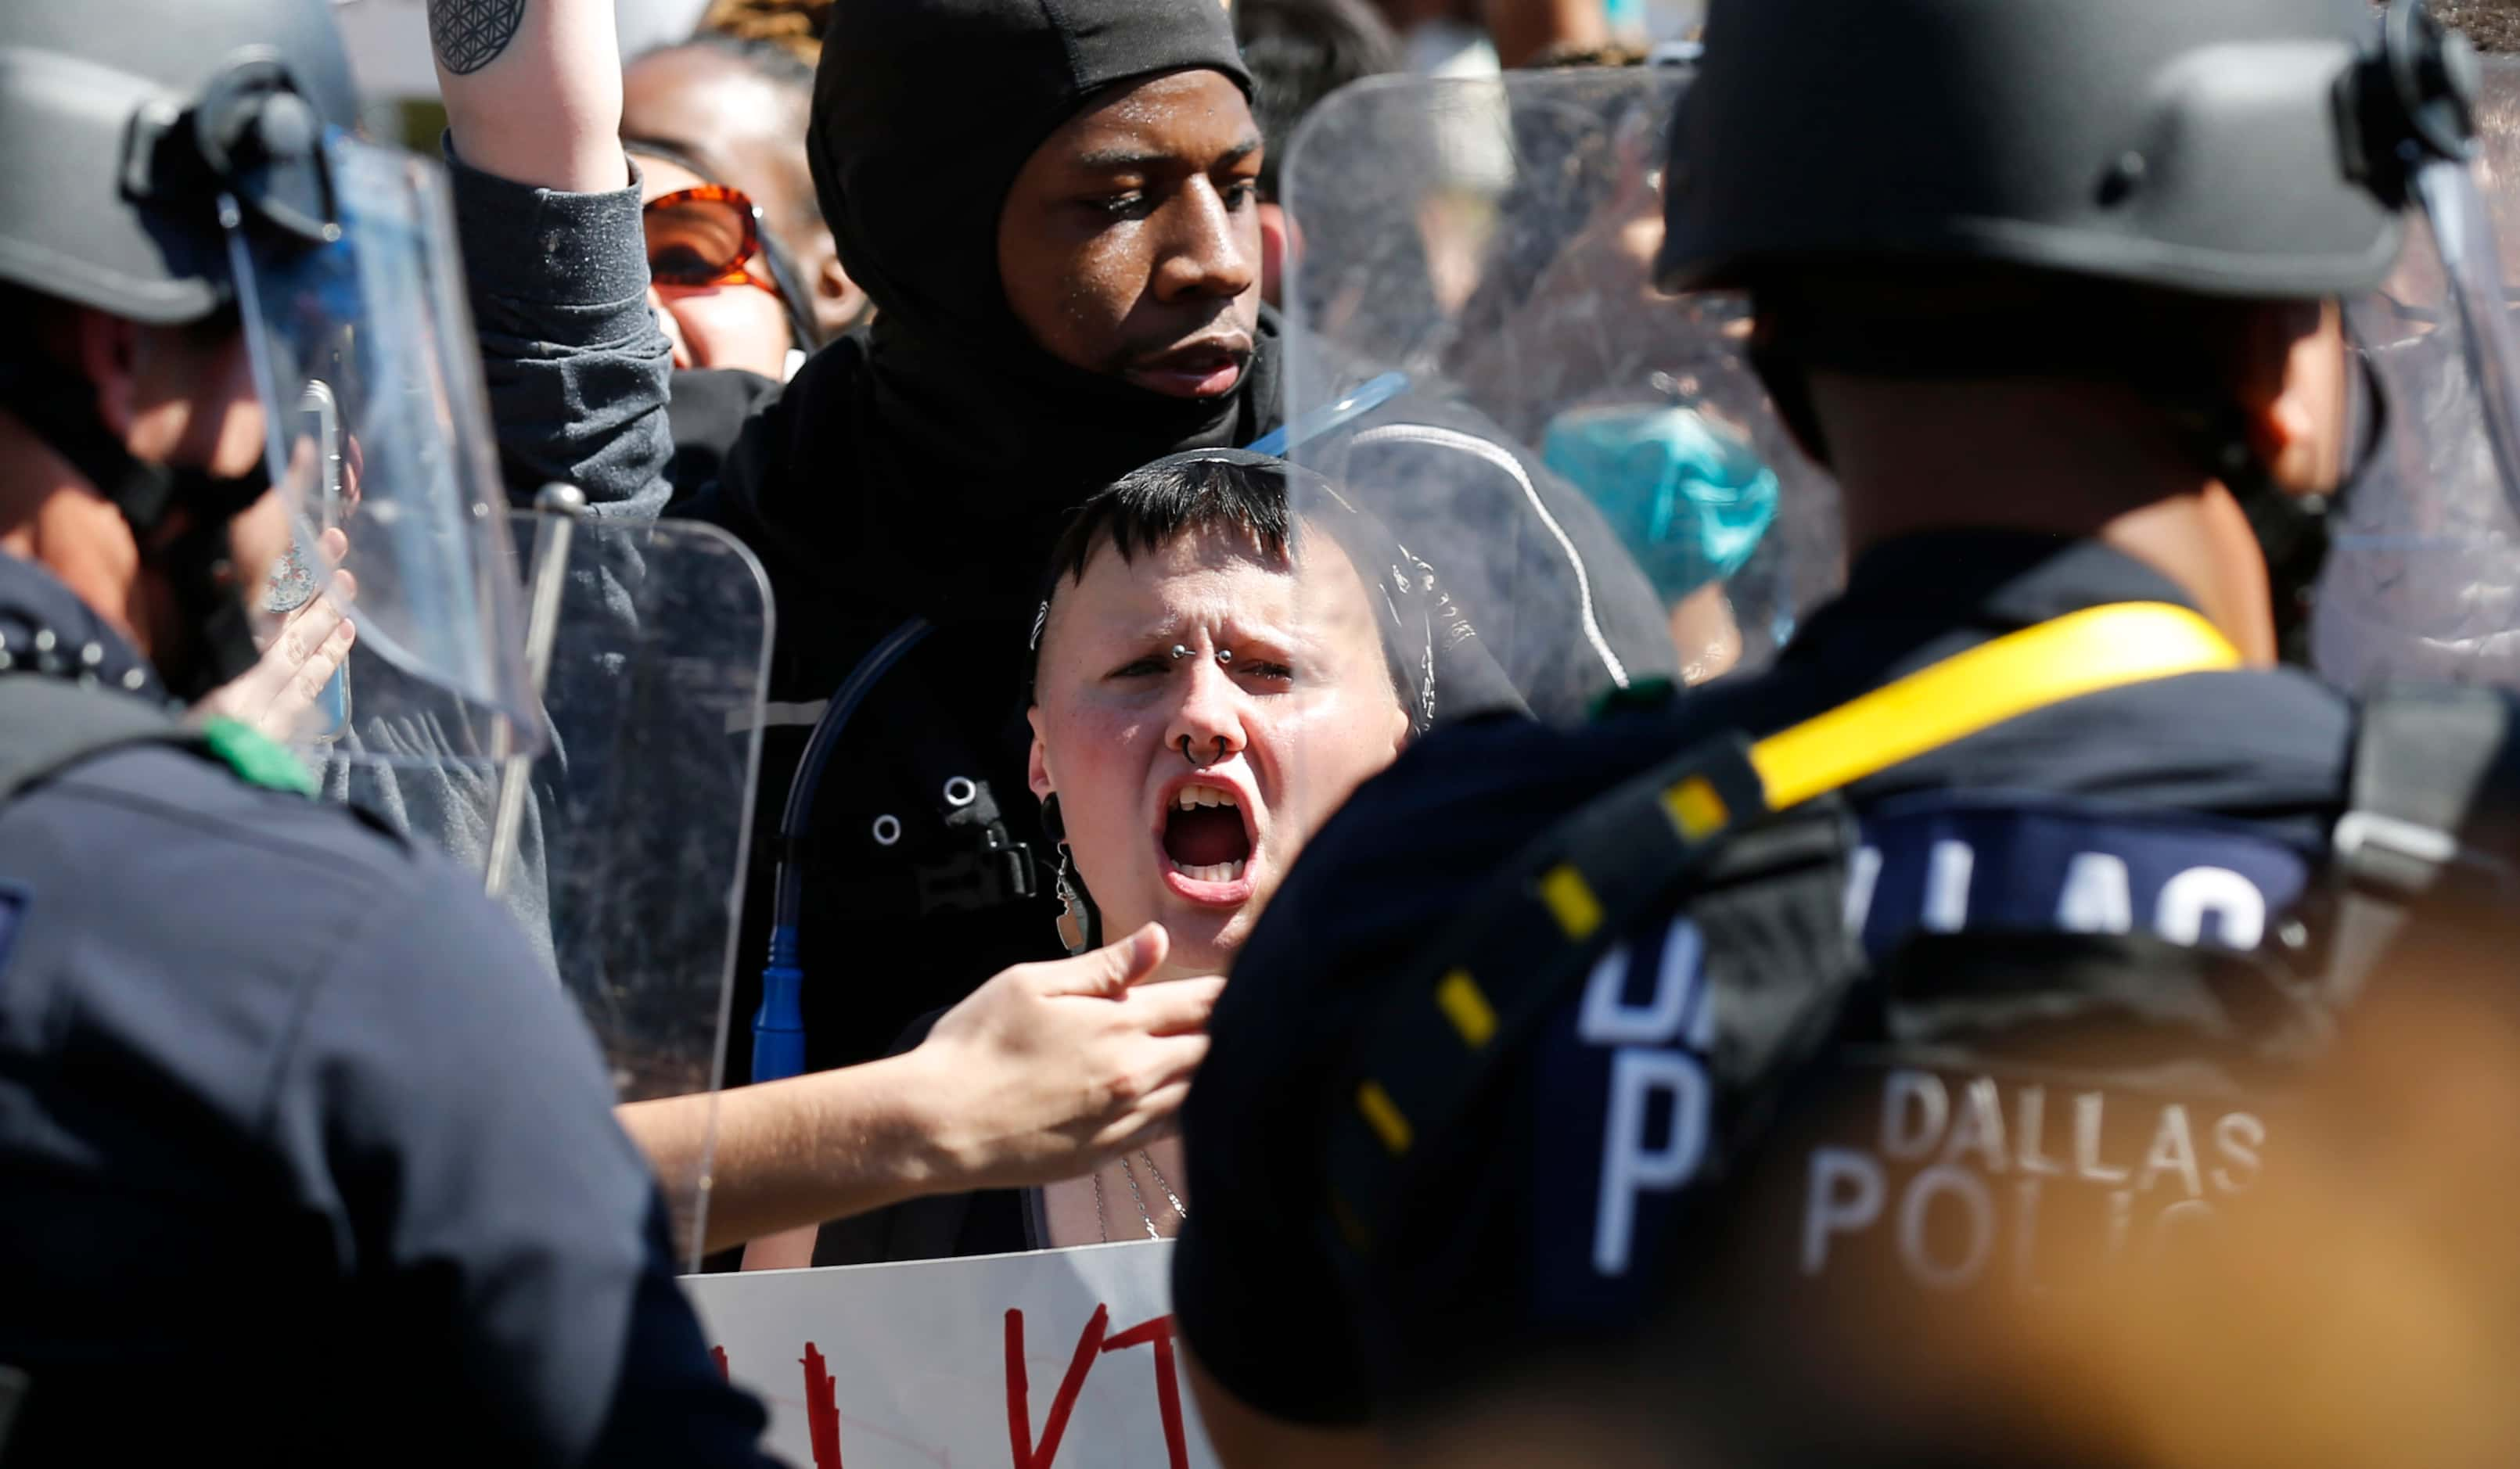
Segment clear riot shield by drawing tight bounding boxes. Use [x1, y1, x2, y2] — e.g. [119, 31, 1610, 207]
[2313, 56, 2520, 692]
[304, 510, 774, 1268]
[1279, 66, 1842, 713]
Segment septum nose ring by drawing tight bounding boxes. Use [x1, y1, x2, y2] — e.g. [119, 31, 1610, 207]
[1179, 734, 1227, 768]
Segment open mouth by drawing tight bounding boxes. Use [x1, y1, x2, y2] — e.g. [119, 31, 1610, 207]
[1159, 779, 1256, 895]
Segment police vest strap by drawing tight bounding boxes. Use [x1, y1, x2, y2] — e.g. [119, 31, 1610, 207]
[1321, 601, 2241, 1259]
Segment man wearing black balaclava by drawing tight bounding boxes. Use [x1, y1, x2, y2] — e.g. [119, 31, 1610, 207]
[430, 0, 1666, 1261]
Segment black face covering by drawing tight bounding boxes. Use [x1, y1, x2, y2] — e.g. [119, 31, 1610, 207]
[753, 0, 1281, 626]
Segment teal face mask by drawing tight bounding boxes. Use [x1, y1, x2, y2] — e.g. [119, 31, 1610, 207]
[1542, 403, 1782, 605]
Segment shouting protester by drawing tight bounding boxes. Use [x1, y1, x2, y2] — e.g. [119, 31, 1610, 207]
[815, 450, 1518, 1265]
[437, 0, 1663, 1126]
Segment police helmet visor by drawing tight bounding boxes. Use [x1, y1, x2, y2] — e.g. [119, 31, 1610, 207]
[226, 130, 541, 749]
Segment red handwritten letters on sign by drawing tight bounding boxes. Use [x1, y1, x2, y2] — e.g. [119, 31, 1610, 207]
[715, 1303, 1192, 1469]
[803, 1341, 846, 1469]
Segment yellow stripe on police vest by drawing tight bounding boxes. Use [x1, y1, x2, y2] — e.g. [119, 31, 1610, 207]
[1746, 602, 2240, 813]
[1662, 774, 1731, 839]
[1435, 970, 1499, 1048]
[1537, 864, 1604, 939]
[1357, 1080, 1415, 1154]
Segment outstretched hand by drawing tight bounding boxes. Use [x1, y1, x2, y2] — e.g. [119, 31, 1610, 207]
[906, 923, 1224, 1194]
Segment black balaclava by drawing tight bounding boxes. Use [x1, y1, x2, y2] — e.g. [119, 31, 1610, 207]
[790, 0, 1282, 625]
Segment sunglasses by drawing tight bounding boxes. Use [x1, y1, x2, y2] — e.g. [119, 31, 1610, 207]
[643, 184, 782, 295]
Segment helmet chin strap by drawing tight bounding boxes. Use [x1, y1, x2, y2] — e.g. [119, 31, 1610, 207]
[0, 361, 273, 701]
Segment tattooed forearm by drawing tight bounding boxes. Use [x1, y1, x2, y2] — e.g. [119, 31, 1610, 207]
[428, 0, 528, 76]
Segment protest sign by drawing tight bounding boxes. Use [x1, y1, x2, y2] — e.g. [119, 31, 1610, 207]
[685, 1240, 1220, 1468]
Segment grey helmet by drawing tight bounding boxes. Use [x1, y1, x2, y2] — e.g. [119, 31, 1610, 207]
[1657, 0, 2478, 300]
[0, 0, 361, 325]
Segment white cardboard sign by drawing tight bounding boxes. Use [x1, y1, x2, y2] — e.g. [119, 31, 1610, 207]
[683, 1241, 1220, 1468]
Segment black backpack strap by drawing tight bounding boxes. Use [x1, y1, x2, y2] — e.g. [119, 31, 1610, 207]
[0, 674, 199, 806]
[1321, 731, 1778, 1256]
[872, 665, 1038, 917]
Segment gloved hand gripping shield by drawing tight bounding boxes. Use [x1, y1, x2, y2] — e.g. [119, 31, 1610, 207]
[1276, 65, 1845, 717]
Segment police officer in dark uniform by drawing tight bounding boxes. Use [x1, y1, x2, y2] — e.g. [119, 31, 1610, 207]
[0, 5, 773, 1464]
[1171, 1, 2520, 1462]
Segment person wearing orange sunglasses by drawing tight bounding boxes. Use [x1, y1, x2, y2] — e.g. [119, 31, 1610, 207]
[622, 29, 874, 344]
[631, 146, 812, 383]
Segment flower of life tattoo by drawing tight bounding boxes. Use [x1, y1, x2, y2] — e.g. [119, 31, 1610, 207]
[429, 0, 527, 77]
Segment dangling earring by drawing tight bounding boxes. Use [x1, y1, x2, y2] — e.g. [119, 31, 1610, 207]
[1043, 795, 1091, 957]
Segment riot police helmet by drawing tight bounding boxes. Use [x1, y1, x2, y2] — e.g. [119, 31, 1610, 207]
[1657, 0, 2473, 303]
[0, 0, 361, 326]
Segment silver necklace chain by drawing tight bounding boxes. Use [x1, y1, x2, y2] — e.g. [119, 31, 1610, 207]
[1137, 1150, 1188, 1219]
[1116, 1155, 1163, 1241]
[1091, 1151, 1190, 1243]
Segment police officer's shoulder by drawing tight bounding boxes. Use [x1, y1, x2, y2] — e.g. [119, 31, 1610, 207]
[2, 736, 577, 1137]
[1311, 677, 1787, 859]
[1921, 657, 2353, 825]
[16, 735, 532, 1000]
[27, 735, 431, 888]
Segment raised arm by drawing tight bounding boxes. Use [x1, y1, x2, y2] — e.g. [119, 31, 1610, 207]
[430, 0, 678, 516]
[430, 0, 625, 192]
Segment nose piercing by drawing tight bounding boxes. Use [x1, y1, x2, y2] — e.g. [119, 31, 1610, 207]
[1169, 644, 1235, 664]
[1179, 734, 1227, 768]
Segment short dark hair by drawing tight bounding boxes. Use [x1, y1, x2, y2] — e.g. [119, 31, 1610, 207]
[1031, 451, 1415, 711]
[1045, 451, 1296, 592]
[1235, 0, 1402, 201]
[1033, 449, 1488, 733]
